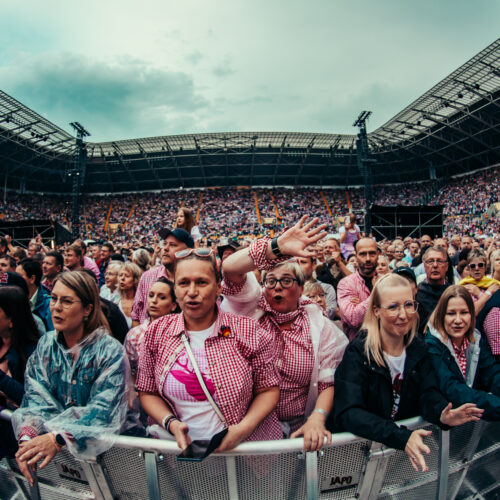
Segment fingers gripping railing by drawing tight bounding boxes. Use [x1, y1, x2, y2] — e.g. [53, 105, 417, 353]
[1, 409, 498, 500]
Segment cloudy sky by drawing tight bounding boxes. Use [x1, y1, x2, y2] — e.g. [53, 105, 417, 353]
[1, 0, 498, 142]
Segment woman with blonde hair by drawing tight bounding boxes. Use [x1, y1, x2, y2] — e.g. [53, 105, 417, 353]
[118, 262, 143, 329]
[330, 274, 482, 472]
[132, 248, 151, 273]
[426, 286, 500, 419]
[12, 270, 140, 486]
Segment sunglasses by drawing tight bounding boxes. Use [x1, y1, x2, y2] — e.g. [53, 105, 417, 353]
[468, 262, 485, 270]
[175, 248, 215, 259]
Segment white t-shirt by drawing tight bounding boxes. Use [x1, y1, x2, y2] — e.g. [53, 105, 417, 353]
[384, 349, 406, 419]
[163, 324, 225, 440]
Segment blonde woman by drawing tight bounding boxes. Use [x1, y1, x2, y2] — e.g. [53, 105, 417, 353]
[330, 274, 482, 472]
[118, 262, 143, 329]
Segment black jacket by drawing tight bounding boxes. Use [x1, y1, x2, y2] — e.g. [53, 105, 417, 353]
[328, 331, 448, 450]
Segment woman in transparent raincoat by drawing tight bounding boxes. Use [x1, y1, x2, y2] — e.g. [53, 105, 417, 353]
[12, 270, 141, 486]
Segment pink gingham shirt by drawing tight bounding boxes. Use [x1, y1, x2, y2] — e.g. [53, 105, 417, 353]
[124, 319, 151, 377]
[131, 266, 169, 323]
[136, 308, 282, 441]
[337, 272, 371, 341]
[482, 308, 500, 355]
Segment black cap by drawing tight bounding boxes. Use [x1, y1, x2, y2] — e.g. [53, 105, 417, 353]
[392, 266, 417, 285]
[217, 238, 240, 260]
[157, 228, 195, 249]
[0, 271, 30, 296]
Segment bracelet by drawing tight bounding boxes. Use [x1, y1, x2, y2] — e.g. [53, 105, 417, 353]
[270, 237, 283, 257]
[312, 408, 328, 418]
[485, 290, 493, 297]
[161, 414, 175, 430]
[166, 417, 179, 435]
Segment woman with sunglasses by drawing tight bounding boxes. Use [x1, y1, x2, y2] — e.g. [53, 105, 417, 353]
[137, 248, 282, 452]
[459, 249, 500, 316]
[12, 271, 141, 486]
[425, 286, 500, 420]
[222, 216, 348, 452]
[330, 274, 482, 472]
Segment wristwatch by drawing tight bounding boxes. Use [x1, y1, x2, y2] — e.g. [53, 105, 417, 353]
[270, 237, 283, 257]
[55, 434, 66, 447]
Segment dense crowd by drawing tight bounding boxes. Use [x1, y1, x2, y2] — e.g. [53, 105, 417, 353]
[0, 169, 499, 488]
[0, 167, 498, 244]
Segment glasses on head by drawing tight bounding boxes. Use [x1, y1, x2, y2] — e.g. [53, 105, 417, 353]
[468, 262, 485, 270]
[263, 277, 298, 289]
[175, 248, 214, 260]
[379, 300, 418, 316]
[424, 259, 447, 266]
[50, 295, 82, 309]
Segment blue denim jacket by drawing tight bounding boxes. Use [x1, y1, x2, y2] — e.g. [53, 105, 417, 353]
[12, 327, 141, 459]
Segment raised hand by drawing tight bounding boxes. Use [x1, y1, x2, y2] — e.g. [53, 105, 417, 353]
[277, 216, 327, 258]
[440, 402, 483, 427]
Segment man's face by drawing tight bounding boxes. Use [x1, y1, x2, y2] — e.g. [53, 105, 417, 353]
[42, 256, 61, 279]
[64, 250, 80, 270]
[297, 257, 315, 281]
[355, 239, 379, 277]
[16, 265, 35, 289]
[393, 246, 405, 262]
[451, 236, 460, 249]
[0, 257, 13, 272]
[461, 237, 473, 250]
[409, 243, 420, 258]
[91, 245, 100, 260]
[323, 240, 339, 258]
[434, 238, 448, 250]
[420, 235, 432, 247]
[100, 246, 111, 261]
[423, 250, 448, 285]
[161, 235, 188, 268]
[27, 243, 37, 258]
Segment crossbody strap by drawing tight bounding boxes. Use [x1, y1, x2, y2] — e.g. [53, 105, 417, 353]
[181, 333, 227, 427]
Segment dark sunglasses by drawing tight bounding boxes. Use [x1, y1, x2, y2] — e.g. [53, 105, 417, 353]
[468, 262, 485, 270]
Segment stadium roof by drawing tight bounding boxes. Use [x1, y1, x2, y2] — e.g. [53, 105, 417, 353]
[0, 38, 499, 193]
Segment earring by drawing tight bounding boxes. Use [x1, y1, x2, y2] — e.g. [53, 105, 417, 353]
[83, 316, 88, 322]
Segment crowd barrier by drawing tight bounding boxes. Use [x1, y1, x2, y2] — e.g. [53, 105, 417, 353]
[1, 409, 498, 500]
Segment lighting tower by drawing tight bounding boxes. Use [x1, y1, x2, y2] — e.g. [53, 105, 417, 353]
[69, 122, 90, 239]
[353, 111, 375, 235]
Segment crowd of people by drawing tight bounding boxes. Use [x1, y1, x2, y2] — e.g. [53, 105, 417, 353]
[0, 197, 498, 487]
[0, 167, 498, 244]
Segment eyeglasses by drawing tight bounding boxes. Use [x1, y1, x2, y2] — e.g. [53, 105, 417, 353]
[263, 277, 298, 289]
[468, 262, 485, 270]
[175, 248, 214, 259]
[50, 295, 82, 309]
[424, 259, 447, 266]
[378, 300, 418, 316]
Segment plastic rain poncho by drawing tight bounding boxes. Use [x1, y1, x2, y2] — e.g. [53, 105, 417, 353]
[11, 327, 141, 459]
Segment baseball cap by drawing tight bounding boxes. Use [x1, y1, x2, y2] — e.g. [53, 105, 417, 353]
[392, 267, 417, 285]
[157, 228, 195, 249]
[217, 238, 240, 260]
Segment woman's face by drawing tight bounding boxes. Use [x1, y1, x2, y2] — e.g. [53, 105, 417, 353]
[118, 270, 134, 292]
[493, 254, 500, 274]
[0, 307, 12, 339]
[444, 297, 471, 343]
[375, 285, 416, 340]
[174, 259, 220, 325]
[147, 282, 177, 321]
[176, 210, 185, 227]
[105, 268, 119, 290]
[50, 281, 92, 337]
[376, 257, 389, 276]
[304, 288, 326, 311]
[468, 258, 486, 281]
[263, 267, 303, 314]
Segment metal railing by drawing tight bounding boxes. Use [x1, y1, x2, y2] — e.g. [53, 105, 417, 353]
[1, 409, 498, 500]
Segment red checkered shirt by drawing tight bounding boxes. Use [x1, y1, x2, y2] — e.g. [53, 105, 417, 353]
[125, 319, 151, 377]
[131, 266, 170, 323]
[337, 272, 371, 341]
[483, 307, 500, 355]
[452, 338, 469, 378]
[136, 308, 282, 441]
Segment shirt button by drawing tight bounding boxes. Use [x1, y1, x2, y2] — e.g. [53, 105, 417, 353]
[72, 380, 77, 385]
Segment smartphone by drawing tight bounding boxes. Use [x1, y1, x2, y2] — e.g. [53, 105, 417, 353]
[177, 428, 228, 462]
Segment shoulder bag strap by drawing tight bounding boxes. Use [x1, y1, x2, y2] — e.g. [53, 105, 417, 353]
[181, 333, 227, 427]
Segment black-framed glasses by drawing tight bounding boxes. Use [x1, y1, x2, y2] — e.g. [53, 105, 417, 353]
[175, 248, 214, 259]
[469, 262, 485, 270]
[263, 277, 298, 289]
[379, 300, 418, 316]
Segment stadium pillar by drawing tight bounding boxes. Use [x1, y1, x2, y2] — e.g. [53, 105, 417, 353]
[353, 111, 375, 235]
[69, 122, 90, 240]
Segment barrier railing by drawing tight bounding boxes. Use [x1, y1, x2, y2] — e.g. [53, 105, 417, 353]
[1, 409, 498, 500]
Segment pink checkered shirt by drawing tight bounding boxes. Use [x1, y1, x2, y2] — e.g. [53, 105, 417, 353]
[136, 308, 282, 441]
[483, 307, 500, 355]
[131, 266, 170, 323]
[337, 272, 371, 341]
[452, 338, 469, 378]
[124, 319, 151, 377]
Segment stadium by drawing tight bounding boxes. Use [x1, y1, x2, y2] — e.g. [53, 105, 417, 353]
[0, 30, 499, 500]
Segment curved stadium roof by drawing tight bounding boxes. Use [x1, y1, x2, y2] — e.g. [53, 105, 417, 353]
[0, 38, 499, 193]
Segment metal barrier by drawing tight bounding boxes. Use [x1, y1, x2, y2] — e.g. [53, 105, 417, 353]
[1, 409, 498, 500]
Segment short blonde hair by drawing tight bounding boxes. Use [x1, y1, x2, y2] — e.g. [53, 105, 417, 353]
[261, 261, 306, 287]
[362, 274, 418, 366]
[118, 262, 143, 297]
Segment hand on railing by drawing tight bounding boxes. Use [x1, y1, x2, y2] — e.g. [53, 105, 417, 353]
[440, 402, 483, 427]
[405, 429, 432, 472]
[170, 420, 192, 450]
[290, 414, 332, 452]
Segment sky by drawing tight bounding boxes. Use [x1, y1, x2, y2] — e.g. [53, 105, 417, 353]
[1, 0, 499, 142]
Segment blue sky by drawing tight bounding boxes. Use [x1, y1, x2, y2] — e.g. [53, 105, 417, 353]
[1, 0, 498, 142]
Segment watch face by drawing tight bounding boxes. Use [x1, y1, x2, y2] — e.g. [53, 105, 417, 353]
[55, 434, 65, 446]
